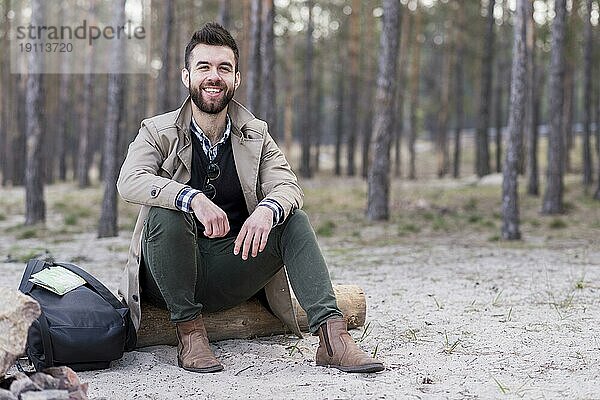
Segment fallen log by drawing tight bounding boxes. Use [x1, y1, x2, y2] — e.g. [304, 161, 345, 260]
[136, 284, 366, 348]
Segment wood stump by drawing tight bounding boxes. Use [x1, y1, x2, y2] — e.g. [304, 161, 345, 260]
[136, 284, 366, 348]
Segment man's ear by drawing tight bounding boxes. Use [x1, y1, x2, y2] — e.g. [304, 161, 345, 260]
[234, 71, 241, 90]
[181, 68, 190, 89]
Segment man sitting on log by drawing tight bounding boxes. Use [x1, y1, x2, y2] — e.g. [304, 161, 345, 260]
[117, 22, 383, 374]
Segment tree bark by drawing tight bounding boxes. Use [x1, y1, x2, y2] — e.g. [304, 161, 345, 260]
[260, 0, 276, 141]
[562, 62, 574, 173]
[25, 0, 46, 225]
[13, 74, 27, 186]
[582, 0, 593, 186]
[137, 285, 367, 347]
[501, 0, 527, 241]
[453, 3, 465, 179]
[366, 0, 400, 221]
[98, 0, 126, 238]
[313, 54, 325, 173]
[76, 1, 96, 188]
[475, 0, 495, 177]
[542, 0, 566, 214]
[283, 38, 294, 156]
[334, 63, 345, 176]
[394, 7, 410, 178]
[57, 2, 72, 182]
[345, 0, 360, 176]
[157, 0, 174, 113]
[217, 0, 232, 29]
[526, 2, 540, 196]
[360, 4, 376, 179]
[494, 56, 504, 174]
[299, 0, 313, 178]
[436, 29, 451, 178]
[0, 0, 8, 186]
[246, 0, 262, 112]
[408, 8, 421, 180]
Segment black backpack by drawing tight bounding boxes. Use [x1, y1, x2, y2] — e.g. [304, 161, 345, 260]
[18, 260, 137, 371]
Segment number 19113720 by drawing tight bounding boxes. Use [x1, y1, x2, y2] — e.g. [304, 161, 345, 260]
[19, 42, 73, 52]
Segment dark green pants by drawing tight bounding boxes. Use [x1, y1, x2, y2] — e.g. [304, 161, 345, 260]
[140, 207, 342, 333]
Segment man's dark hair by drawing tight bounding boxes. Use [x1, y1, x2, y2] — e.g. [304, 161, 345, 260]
[184, 22, 239, 72]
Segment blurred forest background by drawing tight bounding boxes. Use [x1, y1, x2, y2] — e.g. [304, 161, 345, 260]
[0, 0, 599, 243]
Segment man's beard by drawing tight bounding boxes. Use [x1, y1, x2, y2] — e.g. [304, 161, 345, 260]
[189, 78, 235, 114]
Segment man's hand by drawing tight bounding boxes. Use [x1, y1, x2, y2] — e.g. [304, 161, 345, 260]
[234, 207, 274, 260]
[191, 193, 230, 238]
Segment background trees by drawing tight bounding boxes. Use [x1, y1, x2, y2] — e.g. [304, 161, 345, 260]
[1, 0, 599, 238]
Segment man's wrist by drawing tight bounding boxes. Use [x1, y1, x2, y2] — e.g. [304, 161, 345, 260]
[175, 187, 202, 213]
[256, 204, 275, 227]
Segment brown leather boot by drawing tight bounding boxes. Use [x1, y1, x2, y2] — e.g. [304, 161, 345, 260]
[176, 315, 223, 373]
[316, 318, 384, 373]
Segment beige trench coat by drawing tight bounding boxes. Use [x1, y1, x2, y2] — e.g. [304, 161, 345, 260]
[117, 98, 303, 337]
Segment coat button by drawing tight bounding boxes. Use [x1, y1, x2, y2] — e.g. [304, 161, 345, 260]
[132, 295, 139, 302]
[150, 189, 157, 197]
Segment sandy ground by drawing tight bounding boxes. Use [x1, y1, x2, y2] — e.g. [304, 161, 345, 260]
[2, 225, 600, 399]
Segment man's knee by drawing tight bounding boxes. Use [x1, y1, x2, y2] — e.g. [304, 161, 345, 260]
[282, 209, 314, 237]
[145, 207, 196, 242]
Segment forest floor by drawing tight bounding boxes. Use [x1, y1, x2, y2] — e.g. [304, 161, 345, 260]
[1, 172, 600, 399]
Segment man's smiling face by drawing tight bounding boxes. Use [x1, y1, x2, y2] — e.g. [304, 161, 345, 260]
[183, 44, 240, 114]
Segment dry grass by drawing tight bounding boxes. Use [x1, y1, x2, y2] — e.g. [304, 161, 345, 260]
[0, 136, 598, 250]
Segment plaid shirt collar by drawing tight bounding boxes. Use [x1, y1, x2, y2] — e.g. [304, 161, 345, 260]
[190, 115, 231, 162]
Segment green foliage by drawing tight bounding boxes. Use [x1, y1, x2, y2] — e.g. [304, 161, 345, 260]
[397, 222, 420, 235]
[64, 214, 78, 226]
[549, 218, 567, 229]
[16, 227, 38, 239]
[463, 197, 478, 211]
[6, 246, 52, 263]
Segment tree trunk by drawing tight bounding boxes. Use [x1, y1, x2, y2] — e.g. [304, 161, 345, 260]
[366, 0, 400, 221]
[246, 0, 262, 112]
[13, 74, 27, 186]
[25, 0, 46, 225]
[98, 0, 126, 238]
[494, 57, 504, 174]
[408, 8, 421, 180]
[299, 0, 313, 178]
[217, 0, 232, 29]
[562, 63, 574, 173]
[526, 3, 540, 196]
[0, 0, 8, 186]
[283, 39, 294, 155]
[360, 4, 376, 179]
[334, 60, 345, 176]
[43, 73, 58, 185]
[76, 2, 95, 188]
[582, 0, 593, 186]
[475, 0, 495, 177]
[260, 0, 277, 140]
[345, 0, 360, 176]
[137, 285, 366, 347]
[502, 0, 527, 241]
[436, 30, 451, 178]
[453, 4, 465, 179]
[542, 0, 566, 214]
[57, 1, 72, 182]
[394, 7, 410, 178]
[313, 54, 325, 173]
[157, 0, 174, 113]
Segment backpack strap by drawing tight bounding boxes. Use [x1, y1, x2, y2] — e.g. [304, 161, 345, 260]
[37, 309, 54, 368]
[19, 259, 48, 294]
[51, 262, 125, 311]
